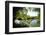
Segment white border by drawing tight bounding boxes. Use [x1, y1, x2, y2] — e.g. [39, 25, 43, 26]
[9, 3, 43, 32]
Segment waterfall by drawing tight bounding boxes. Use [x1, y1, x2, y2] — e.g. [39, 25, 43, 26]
[26, 7, 39, 17]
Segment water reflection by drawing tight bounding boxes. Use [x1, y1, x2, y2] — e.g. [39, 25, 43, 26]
[14, 19, 38, 27]
[31, 19, 38, 24]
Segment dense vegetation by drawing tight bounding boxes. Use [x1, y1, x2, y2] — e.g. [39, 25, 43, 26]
[13, 7, 40, 28]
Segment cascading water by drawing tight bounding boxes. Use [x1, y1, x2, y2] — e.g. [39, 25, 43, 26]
[26, 7, 39, 17]
[26, 7, 39, 26]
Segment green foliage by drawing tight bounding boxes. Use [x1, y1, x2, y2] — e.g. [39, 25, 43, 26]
[13, 8, 40, 27]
